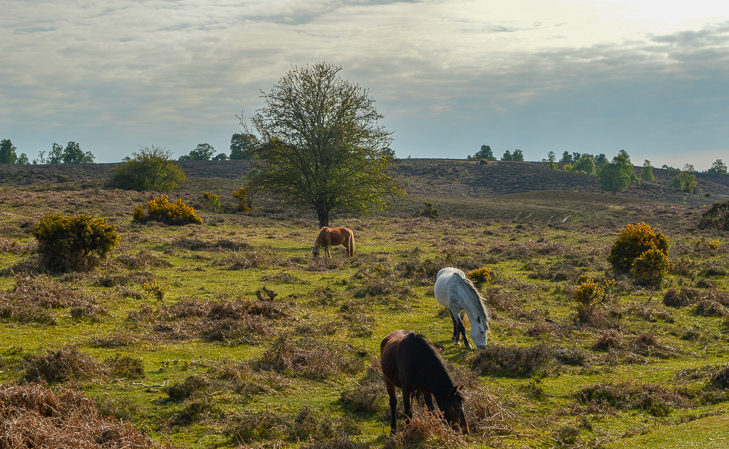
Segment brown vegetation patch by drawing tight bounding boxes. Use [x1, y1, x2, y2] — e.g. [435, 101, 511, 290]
[630, 333, 675, 358]
[663, 288, 703, 307]
[0, 237, 35, 254]
[226, 406, 358, 445]
[592, 330, 624, 351]
[383, 409, 466, 449]
[21, 347, 104, 383]
[94, 270, 155, 287]
[259, 336, 362, 379]
[0, 383, 157, 448]
[575, 382, 691, 416]
[471, 344, 555, 377]
[0, 275, 99, 324]
[116, 250, 172, 269]
[168, 237, 251, 251]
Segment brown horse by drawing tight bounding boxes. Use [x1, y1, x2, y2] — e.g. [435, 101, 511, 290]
[380, 330, 469, 434]
[312, 226, 355, 258]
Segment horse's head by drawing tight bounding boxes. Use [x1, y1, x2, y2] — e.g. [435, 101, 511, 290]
[444, 385, 469, 434]
[469, 312, 489, 348]
[312, 245, 319, 257]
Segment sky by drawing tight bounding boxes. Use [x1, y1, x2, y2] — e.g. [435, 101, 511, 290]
[1, 0, 729, 168]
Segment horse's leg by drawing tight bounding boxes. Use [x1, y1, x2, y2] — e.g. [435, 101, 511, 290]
[458, 313, 471, 349]
[386, 381, 398, 434]
[402, 387, 413, 422]
[325, 245, 331, 258]
[423, 392, 435, 412]
[449, 310, 459, 343]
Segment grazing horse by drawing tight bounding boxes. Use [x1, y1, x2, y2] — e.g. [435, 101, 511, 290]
[312, 226, 355, 258]
[434, 267, 490, 349]
[380, 330, 469, 434]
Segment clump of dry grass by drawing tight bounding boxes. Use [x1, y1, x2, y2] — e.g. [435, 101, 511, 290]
[592, 330, 624, 351]
[305, 257, 346, 272]
[105, 354, 145, 379]
[259, 336, 362, 379]
[94, 270, 155, 287]
[89, 331, 141, 348]
[471, 344, 555, 377]
[0, 383, 157, 448]
[383, 409, 467, 449]
[116, 250, 172, 269]
[166, 375, 211, 401]
[169, 237, 251, 251]
[212, 360, 292, 397]
[575, 381, 691, 416]
[21, 347, 104, 383]
[663, 287, 702, 307]
[630, 333, 675, 358]
[226, 406, 357, 445]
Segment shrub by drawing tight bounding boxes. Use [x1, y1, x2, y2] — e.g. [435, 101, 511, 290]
[479, 158, 488, 165]
[33, 214, 119, 272]
[0, 384, 156, 448]
[109, 146, 186, 192]
[133, 194, 202, 225]
[201, 192, 221, 212]
[630, 247, 670, 286]
[232, 187, 252, 212]
[105, 354, 145, 379]
[22, 347, 103, 383]
[418, 202, 439, 219]
[698, 200, 729, 231]
[471, 344, 554, 377]
[608, 222, 669, 273]
[467, 266, 493, 287]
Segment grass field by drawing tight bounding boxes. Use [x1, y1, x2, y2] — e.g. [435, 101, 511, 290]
[1, 164, 729, 448]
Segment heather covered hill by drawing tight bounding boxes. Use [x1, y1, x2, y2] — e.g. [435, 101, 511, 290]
[2, 159, 729, 202]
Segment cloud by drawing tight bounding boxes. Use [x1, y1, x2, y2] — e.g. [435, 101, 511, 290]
[1, 1, 729, 167]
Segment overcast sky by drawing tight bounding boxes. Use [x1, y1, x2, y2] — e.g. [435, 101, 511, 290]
[2, 0, 729, 168]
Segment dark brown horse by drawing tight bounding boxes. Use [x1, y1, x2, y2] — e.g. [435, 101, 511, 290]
[380, 330, 469, 434]
[312, 226, 355, 258]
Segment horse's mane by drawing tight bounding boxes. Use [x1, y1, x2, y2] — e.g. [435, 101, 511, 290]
[458, 274, 490, 324]
[410, 332, 456, 388]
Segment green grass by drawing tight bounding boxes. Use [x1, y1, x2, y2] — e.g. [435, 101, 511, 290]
[1, 182, 729, 448]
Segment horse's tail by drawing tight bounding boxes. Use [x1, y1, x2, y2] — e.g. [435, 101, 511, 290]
[348, 230, 355, 257]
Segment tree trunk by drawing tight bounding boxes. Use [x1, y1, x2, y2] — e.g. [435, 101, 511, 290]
[315, 199, 329, 227]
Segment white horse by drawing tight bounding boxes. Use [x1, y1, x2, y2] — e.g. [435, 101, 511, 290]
[434, 267, 490, 349]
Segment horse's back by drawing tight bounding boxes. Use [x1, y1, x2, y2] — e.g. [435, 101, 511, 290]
[381, 330, 445, 390]
[435, 267, 465, 308]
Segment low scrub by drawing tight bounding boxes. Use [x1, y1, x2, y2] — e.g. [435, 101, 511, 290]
[133, 194, 201, 225]
[109, 145, 185, 192]
[576, 382, 690, 416]
[226, 406, 355, 444]
[698, 199, 729, 231]
[471, 344, 554, 377]
[0, 383, 157, 448]
[383, 409, 466, 449]
[0, 275, 98, 324]
[259, 336, 361, 379]
[21, 347, 104, 383]
[340, 359, 385, 414]
[33, 214, 119, 272]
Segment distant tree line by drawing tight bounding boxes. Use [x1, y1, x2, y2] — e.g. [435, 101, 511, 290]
[0, 139, 94, 165]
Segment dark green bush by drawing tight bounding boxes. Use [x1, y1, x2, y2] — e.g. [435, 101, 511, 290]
[33, 214, 119, 272]
[109, 146, 186, 192]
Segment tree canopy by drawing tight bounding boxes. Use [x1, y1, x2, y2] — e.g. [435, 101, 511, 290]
[708, 159, 728, 175]
[473, 145, 495, 161]
[180, 143, 216, 161]
[0, 139, 17, 164]
[249, 62, 401, 227]
[230, 133, 259, 160]
[47, 142, 94, 164]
